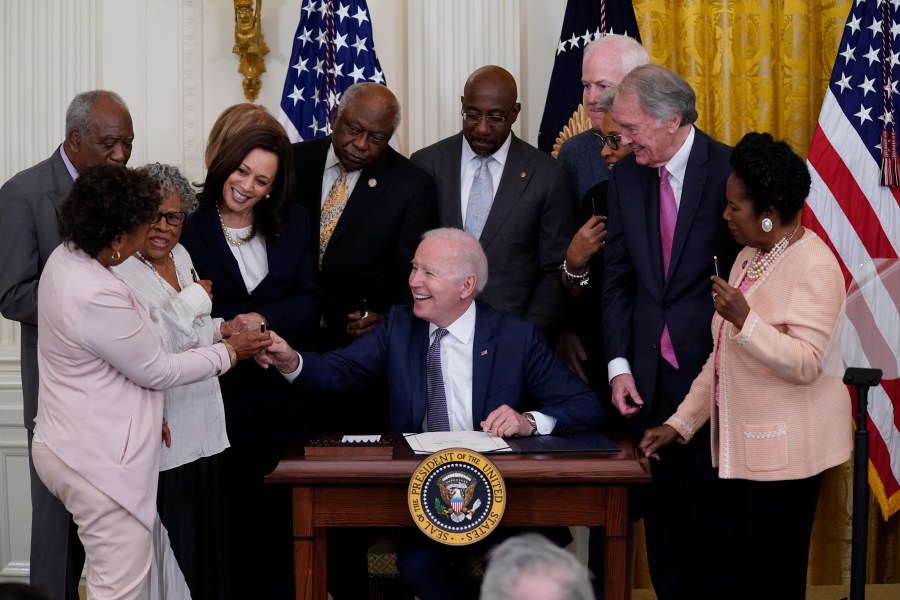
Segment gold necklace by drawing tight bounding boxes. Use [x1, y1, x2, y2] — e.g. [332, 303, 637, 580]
[216, 207, 256, 246]
[746, 224, 800, 280]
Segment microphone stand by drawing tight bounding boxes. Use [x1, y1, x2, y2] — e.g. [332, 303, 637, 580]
[842, 367, 883, 600]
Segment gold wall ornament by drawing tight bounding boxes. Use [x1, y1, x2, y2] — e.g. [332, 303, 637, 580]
[233, 0, 269, 101]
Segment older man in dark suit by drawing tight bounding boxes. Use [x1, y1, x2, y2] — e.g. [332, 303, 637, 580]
[411, 66, 573, 336]
[259, 227, 604, 600]
[602, 65, 741, 599]
[0, 90, 133, 600]
[291, 82, 437, 433]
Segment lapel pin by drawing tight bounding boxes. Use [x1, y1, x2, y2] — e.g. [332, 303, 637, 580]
[368, 178, 377, 187]
[481, 349, 488, 356]
[519, 172, 526, 178]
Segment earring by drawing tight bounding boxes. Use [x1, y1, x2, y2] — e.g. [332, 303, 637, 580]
[265, 193, 270, 199]
[111, 249, 121, 262]
[761, 217, 773, 233]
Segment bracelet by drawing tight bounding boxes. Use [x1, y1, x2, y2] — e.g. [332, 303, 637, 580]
[560, 260, 590, 287]
[221, 340, 238, 368]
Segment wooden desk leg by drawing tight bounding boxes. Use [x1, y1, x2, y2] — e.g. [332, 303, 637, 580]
[293, 487, 316, 600]
[605, 485, 628, 600]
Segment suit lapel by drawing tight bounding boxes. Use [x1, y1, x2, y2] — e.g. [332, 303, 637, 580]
[410, 317, 431, 431]
[478, 135, 529, 248]
[438, 136, 464, 228]
[326, 150, 393, 247]
[667, 130, 709, 285]
[197, 207, 247, 291]
[470, 303, 496, 428]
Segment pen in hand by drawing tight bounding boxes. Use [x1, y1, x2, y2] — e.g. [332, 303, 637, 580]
[190, 268, 200, 283]
[713, 255, 720, 278]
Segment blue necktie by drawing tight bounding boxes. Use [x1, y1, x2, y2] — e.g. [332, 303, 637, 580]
[464, 156, 493, 239]
[426, 328, 451, 432]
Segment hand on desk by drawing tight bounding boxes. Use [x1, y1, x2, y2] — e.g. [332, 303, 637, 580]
[638, 424, 680, 460]
[480, 404, 532, 438]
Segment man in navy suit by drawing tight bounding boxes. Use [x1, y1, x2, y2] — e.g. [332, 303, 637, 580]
[602, 65, 741, 599]
[0, 90, 133, 600]
[259, 227, 605, 600]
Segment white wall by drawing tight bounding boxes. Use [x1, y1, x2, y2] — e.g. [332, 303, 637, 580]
[0, 0, 569, 583]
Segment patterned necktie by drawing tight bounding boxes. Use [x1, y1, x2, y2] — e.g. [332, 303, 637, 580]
[319, 165, 349, 267]
[659, 166, 679, 369]
[464, 156, 493, 239]
[426, 328, 451, 432]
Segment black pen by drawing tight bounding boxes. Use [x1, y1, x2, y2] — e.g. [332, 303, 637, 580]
[190, 267, 200, 283]
[361, 298, 369, 319]
[713, 256, 720, 278]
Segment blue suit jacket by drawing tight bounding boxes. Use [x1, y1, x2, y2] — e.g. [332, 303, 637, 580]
[296, 301, 605, 434]
[602, 129, 741, 426]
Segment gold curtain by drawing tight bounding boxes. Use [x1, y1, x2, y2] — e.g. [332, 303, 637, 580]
[627, 0, 900, 587]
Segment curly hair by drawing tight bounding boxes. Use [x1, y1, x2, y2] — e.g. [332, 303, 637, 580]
[730, 132, 811, 221]
[198, 121, 294, 238]
[138, 162, 199, 214]
[59, 165, 160, 258]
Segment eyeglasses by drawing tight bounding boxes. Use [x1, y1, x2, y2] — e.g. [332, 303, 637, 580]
[461, 106, 517, 126]
[594, 132, 622, 151]
[153, 211, 187, 226]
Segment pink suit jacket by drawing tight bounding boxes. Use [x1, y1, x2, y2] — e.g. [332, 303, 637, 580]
[35, 244, 231, 530]
[667, 231, 852, 481]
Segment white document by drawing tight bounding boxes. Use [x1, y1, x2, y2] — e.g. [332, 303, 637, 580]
[403, 431, 512, 454]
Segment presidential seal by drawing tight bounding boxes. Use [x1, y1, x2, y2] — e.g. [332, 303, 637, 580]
[407, 448, 506, 546]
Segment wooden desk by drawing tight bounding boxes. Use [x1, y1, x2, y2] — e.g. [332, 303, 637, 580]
[266, 434, 650, 600]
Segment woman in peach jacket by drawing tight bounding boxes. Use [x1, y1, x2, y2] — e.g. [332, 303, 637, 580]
[640, 132, 851, 599]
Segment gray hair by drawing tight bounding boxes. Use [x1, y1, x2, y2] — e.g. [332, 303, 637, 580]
[480, 534, 595, 600]
[421, 228, 488, 294]
[619, 64, 698, 126]
[336, 82, 401, 131]
[583, 34, 649, 77]
[65, 90, 129, 138]
[596, 87, 617, 113]
[138, 163, 199, 214]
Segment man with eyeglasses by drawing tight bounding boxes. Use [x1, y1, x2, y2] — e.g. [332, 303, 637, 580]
[0, 89, 133, 600]
[411, 65, 573, 337]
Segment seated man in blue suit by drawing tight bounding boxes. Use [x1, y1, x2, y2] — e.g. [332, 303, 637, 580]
[259, 227, 605, 600]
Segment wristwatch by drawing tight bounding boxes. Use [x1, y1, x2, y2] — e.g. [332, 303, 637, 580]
[523, 412, 538, 436]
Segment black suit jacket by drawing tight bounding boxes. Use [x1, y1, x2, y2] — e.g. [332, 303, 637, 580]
[602, 129, 741, 427]
[180, 202, 320, 448]
[291, 137, 437, 350]
[410, 133, 574, 335]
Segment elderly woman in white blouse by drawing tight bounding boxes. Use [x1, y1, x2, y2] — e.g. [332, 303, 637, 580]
[112, 163, 247, 599]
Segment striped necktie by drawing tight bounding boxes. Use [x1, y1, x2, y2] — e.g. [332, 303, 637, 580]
[426, 328, 451, 431]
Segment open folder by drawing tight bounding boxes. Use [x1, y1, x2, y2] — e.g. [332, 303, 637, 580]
[403, 430, 619, 455]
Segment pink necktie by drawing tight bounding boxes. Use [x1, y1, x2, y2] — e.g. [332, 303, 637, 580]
[659, 167, 679, 369]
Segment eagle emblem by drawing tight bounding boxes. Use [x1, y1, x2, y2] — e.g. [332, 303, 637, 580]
[435, 475, 482, 523]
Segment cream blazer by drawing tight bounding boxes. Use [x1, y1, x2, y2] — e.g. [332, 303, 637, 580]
[35, 245, 232, 530]
[667, 231, 852, 481]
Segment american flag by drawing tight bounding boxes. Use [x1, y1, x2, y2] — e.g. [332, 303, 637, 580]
[536, 0, 641, 153]
[278, 0, 386, 142]
[804, 0, 900, 519]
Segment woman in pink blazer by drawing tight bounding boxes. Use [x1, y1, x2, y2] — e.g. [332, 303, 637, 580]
[31, 165, 271, 600]
[640, 133, 851, 598]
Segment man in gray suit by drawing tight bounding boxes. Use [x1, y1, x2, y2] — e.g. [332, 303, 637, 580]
[411, 66, 573, 335]
[0, 90, 133, 599]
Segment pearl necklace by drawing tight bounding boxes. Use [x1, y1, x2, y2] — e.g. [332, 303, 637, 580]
[216, 207, 255, 246]
[135, 251, 184, 296]
[746, 224, 800, 280]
